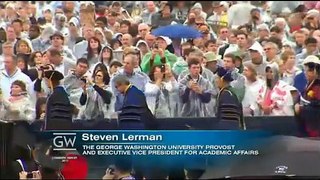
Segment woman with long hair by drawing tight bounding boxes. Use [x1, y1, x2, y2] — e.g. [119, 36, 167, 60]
[79, 66, 114, 120]
[0, 80, 35, 122]
[86, 36, 102, 68]
[16, 39, 33, 54]
[29, 51, 43, 68]
[98, 46, 114, 67]
[257, 65, 294, 116]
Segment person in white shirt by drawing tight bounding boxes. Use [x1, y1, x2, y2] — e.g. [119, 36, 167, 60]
[242, 62, 264, 116]
[0, 55, 35, 103]
[0, 42, 14, 70]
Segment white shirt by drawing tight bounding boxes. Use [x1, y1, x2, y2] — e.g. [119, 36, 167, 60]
[242, 78, 264, 116]
[0, 68, 35, 103]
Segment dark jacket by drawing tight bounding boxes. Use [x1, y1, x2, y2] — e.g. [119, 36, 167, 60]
[151, 13, 178, 29]
[44, 86, 73, 130]
[217, 86, 244, 129]
[118, 85, 158, 130]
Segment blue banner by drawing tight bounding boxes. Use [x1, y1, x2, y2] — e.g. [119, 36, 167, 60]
[47, 131, 272, 162]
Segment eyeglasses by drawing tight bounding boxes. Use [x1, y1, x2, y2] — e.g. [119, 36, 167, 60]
[221, 31, 228, 34]
[264, 48, 272, 51]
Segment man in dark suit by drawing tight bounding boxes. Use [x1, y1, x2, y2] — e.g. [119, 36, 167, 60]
[216, 67, 244, 129]
[113, 74, 158, 130]
[43, 70, 73, 130]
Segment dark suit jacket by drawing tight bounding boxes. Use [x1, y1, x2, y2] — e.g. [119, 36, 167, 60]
[119, 85, 158, 130]
[44, 86, 73, 130]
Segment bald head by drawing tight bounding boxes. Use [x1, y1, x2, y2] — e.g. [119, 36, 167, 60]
[138, 23, 150, 39]
[121, 34, 133, 48]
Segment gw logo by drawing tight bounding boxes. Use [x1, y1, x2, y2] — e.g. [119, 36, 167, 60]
[53, 133, 77, 151]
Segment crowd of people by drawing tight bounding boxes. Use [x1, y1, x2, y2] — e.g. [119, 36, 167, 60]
[1, 1, 319, 124]
[0, 1, 320, 179]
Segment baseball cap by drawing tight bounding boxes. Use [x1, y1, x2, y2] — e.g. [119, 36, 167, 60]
[303, 55, 320, 65]
[156, 36, 172, 45]
[204, 52, 221, 62]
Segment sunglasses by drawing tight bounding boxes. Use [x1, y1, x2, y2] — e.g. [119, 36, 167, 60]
[221, 31, 228, 34]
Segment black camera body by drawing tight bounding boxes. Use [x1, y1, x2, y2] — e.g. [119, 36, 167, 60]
[80, 78, 87, 84]
[40, 66, 50, 70]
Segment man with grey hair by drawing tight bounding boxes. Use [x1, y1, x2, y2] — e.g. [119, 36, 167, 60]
[111, 53, 149, 111]
[263, 41, 280, 69]
[114, 74, 157, 130]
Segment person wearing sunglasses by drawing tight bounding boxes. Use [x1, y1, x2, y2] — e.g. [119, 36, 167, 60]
[79, 66, 113, 120]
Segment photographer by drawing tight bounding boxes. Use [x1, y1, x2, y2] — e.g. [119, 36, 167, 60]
[145, 64, 179, 118]
[102, 158, 135, 180]
[33, 64, 55, 98]
[64, 58, 91, 109]
[178, 59, 213, 117]
[141, 36, 178, 74]
[79, 67, 113, 120]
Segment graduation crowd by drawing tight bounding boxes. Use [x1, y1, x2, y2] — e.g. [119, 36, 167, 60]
[0, 1, 320, 124]
[0, 1, 320, 180]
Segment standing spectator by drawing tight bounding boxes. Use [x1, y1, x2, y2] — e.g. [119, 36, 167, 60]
[64, 58, 90, 109]
[28, 24, 41, 40]
[84, 37, 102, 68]
[31, 24, 55, 53]
[242, 63, 264, 116]
[227, 1, 255, 29]
[145, 64, 179, 118]
[257, 65, 294, 116]
[111, 53, 149, 111]
[49, 32, 76, 61]
[172, 1, 188, 24]
[73, 24, 95, 60]
[141, 36, 177, 74]
[245, 41, 268, 79]
[151, 3, 177, 29]
[0, 42, 14, 69]
[296, 37, 319, 67]
[79, 68, 113, 120]
[223, 53, 246, 102]
[0, 55, 34, 101]
[280, 50, 301, 85]
[141, 1, 159, 25]
[292, 30, 306, 55]
[207, 2, 228, 29]
[46, 48, 76, 76]
[0, 80, 35, 122]
[191, 2, 207, 20]
[67, 17, 82, 50]
[263, 41, 280, 69]
[178, 59, 213, 117]
[303, 9, 320, 31]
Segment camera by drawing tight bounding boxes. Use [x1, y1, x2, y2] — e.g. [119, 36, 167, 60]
[40, 66, 50, 70]
[27, 172, 33, 178]
[154, 43, 159, 49]
[80, 77, 87, 83]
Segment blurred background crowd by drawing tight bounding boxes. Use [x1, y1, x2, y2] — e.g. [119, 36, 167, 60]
[0, 1, 319, 122]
